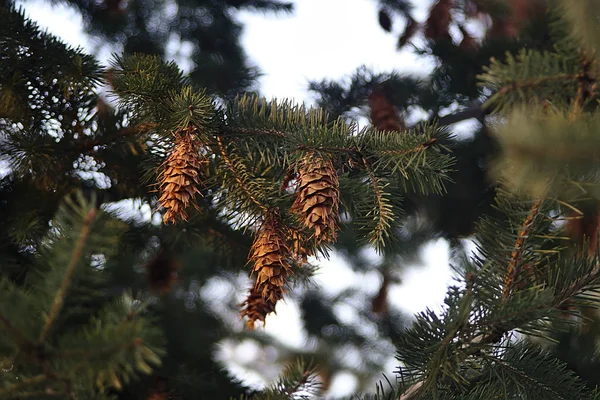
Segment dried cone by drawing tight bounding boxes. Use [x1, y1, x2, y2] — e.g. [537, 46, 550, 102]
[368, 85, 405, 132]
[241, 211, 293, 329]
[371, 272, 391, 315]
[145, 249, 181, 294]
[565, 206, 600, 257]
[292, 155, 340, 244]
[425, 0, 452, 41]
[241, 287, 277, 330]
[289, 227, 313, 264]
[158, 126, 204, 224]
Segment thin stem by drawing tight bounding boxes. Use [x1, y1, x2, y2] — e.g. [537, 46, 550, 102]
[223, 126, 286, 138]
[38, 208, 97, 342]
[502, 199, 544, 299]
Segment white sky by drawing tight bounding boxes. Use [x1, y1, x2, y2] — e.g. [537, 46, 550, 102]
[15, 0, 459, 395]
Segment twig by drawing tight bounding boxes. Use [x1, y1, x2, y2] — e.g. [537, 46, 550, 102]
[38, 208, 97, 342]
[437, 105, 487, 126]
[502, 199, 544, 299]
[398, 380, 424, 400]
[223, 126, 286, 138]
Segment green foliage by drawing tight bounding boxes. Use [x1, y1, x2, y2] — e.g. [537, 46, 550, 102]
[558, 0, 600, 57]
[491, 108, 600, 198]
[237, 359, 322, 400]
[394, 191, 600, 398]
[479, 49, 580, 113]
[0, 193, 164, 398]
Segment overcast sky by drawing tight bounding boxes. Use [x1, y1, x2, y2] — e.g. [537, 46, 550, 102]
[15, 0, 457, 395]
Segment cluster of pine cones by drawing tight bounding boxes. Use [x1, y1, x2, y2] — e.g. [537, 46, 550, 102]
[156, 125, 340, 329]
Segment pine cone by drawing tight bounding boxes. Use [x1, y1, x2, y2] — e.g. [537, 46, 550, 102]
[157, 126, 205, 224]
[145, 249, 181, 294]
[292, 155, 340, 244]
[368, 84, 405, 132]
[425, 0, 452, 41]
[240, 287, 277, 330]
[242, 211, 293, 328]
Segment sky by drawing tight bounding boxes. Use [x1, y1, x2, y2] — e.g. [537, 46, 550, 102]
[14, 0, 459, 396]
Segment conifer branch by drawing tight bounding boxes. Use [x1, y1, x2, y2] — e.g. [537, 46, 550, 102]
[216, 136, 269, 213]
[376, 138, 437, 157]
[38, 208, 97, 342]
[223, 126, 286, 138]
[54, 337, 145, 359]
[495, 74, 577, 97]
[361, 156, 393, 250]
[0, 374, 48, 397]
[502, 199, 544, 299]
[282, 369, 312, 396]
[0, 312, 31, 347]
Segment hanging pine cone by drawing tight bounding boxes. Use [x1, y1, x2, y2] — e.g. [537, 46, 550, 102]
[157, 126, 205, 224]
[424, 0, 452, 41]
[292, 155, 340, 244]
[145, 249, 181, 294]
[240, 287, 277, 330]
[241, 210, 293, 328]
[368, 84, 405, 132]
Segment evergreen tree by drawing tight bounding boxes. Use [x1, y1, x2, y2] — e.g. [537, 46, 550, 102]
[5, 0, 600, 399]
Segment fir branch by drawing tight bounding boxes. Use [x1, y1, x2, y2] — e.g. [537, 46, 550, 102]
[376, 138, 437, 157]
[223, 126, 286, 138]
[38, 208, 97, 342]
[0, 374, 48, 397]
[502, 199, 544, 299]
[494, 74, 577, 97]
[282, 369, 312, 397]
[0, 312, 31, 347]
[216, 136, 269, 213]
[53, 337, 145, 360]
[361, 156, 395, 252]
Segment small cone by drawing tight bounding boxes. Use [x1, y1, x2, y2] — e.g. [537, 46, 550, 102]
[368, 85, 405, 132]
[292, 155, 340, 244]
[241, 210, 293, 328]
[157, 126, 205, 224]
[145, 249, 181, 294]
[371, 273, 390, 315]
[424, 0, 452, 41]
